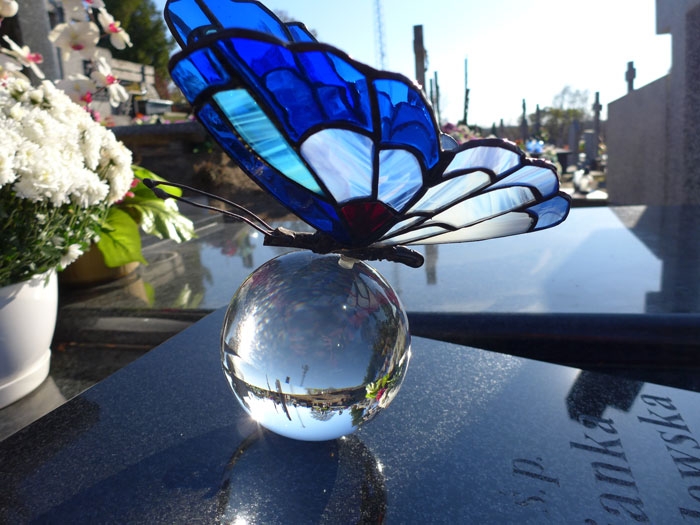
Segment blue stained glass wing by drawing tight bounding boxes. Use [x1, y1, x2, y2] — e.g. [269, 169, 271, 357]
[166, 0, 317, 47]
[165, 0, 570, 255]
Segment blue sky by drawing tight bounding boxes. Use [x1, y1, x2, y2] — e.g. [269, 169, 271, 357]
[154, 0, 671, 127]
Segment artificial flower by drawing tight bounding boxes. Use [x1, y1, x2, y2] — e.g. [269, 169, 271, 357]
[0, 0, 18, 18]
[0, 53, 24, 80]
[48, 21, 100, 60]
[90, 56, 128, 107]
[61, 0, 91, 21]
[97, 9, 132, 50]
[56, 74, 96, 105]
[84, 0, 106, 9]
[0, 36, 44, 79]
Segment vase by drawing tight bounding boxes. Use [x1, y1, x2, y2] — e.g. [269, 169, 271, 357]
[0, 271, 57, 409]
[59, 244, 139, 287]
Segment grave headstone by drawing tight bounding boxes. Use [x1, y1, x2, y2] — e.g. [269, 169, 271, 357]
[608, 0, 700, 205]
[568, 119, 580, 157]
[583, 129, 598, 169]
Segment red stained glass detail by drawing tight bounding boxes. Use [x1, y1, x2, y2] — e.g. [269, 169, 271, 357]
[339, 201, 393, 239]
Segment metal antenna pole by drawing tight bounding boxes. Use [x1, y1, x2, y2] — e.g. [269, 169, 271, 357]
[374, 0, 386, 69]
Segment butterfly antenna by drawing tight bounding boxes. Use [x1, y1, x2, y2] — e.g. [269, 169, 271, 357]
[142, 178, 275, 235]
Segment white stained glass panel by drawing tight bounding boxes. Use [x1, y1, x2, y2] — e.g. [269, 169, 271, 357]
[301, 128, 373, 203]
[489, 164, 558, 197]
[408, 171, 491, 214]
[444, 145, 520, 175]
[425, 186, 535, 229]
[377, 149, 423, 211]
[406, 212, 534, 245]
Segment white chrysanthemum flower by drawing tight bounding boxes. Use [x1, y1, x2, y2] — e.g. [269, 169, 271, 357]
[1, 76, 139, 285]
[60, 244, 84, 268]
[97, 9, 132, 50]
[0, 128, 21, 186]
[68, 168, 110, 207]
[48, 21, 100, 60]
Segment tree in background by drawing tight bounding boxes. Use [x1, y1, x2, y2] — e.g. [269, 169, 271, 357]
[101, 0, 173, 98]
[539, 86, 590, 146]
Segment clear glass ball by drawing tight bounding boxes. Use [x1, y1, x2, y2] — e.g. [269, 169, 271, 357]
[221, 251, 411, 441]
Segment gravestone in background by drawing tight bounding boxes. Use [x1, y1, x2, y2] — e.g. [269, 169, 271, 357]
[607, 0, 700, 205]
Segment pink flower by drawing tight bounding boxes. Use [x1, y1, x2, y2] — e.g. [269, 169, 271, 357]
[97, 9, 132, 50]
[0, 36, 43, 79]
[48, 21, 100, 60]
[90, 57, 128, 107]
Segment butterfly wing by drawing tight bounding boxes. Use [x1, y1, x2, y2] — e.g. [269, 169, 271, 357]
[165, 0, 570, 253]
[166, 0, 444, 247]
[165, 0, 317, 48]
[377, 138, 571, 246]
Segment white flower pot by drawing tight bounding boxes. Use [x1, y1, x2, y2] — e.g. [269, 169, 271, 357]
[0, 271, 57, 409]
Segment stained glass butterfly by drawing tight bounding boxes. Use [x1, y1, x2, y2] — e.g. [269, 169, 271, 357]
[155, 0, 571, 268]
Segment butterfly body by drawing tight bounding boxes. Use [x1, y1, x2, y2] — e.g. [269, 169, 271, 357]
[164, 0, 571, 266]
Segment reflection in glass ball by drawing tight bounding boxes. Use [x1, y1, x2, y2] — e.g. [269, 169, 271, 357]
[221, 251, 411, 441]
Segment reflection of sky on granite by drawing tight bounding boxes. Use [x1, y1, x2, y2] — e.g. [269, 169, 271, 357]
[185, 207, 662, 314]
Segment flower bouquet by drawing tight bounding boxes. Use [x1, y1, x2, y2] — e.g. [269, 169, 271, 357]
[0, 77, 195, 288]
[0, 77, 134, 287]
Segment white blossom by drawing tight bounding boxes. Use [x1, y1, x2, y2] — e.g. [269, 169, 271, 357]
[90, 56, 128, 107]
[56, 75, 95, 105]
[48, 21, 100, 61]
[0, 36, 44, 79]
[61, 0, 90, 21]
[97, 9, 132, 50]
[59, 244, 84, 268]
[0, 0, 18, 18]
[0, 76, 133, 206]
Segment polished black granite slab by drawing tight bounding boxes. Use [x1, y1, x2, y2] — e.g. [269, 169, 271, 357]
[52, 205, 700, 392]
[58, 205, 700, 317]
[3, 308, 700, 522]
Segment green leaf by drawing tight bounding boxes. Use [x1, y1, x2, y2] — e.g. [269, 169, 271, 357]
[132, 165, 182, 198]
[121, 166, 195, 243]
[96, 207, 147, 267]
[131, 199, 195, 242]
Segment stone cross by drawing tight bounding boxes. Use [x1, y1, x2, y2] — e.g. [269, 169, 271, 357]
[592, 91, 602, 139]
[520, 99, 529, 142]
[626, 61, 636, 93]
